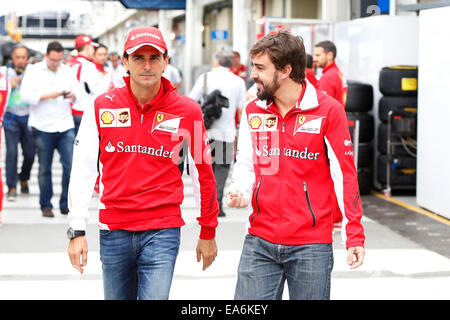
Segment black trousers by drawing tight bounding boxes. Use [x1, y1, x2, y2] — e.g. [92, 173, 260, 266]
[210, 140, 234, 212]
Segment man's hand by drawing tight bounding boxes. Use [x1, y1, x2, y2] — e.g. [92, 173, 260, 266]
[226, 190, 248, 208]
[347, 246, 365, 269]
[68, 236, 88, 274]
[63, 91, 76, 100]
[196, 239, 217, 271]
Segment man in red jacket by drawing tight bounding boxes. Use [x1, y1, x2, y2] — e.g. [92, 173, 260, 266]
[67, 27, 219, 300]
[314, 40, 348, 229]
[227, 31, 365, 300]
[313, 40, 347, 107]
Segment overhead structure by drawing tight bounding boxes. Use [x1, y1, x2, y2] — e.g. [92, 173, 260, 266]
[119, 0, 186, 10]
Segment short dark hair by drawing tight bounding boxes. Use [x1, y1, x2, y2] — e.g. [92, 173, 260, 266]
[95, 44, 108, 52]
[47, 41, 64, 55]
[315, 40, 337, 59]
[250, 30, 306, 83]
[306, 54, 313, 69]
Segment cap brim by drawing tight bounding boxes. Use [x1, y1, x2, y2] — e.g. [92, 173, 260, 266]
[126, 43, 165, 55]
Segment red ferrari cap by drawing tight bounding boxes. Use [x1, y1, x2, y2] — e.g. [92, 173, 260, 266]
[74, 35, 98, 49]
[123, 27, 167, 56]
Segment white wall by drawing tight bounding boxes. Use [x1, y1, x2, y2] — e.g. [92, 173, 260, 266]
[334, 15, 419, 188]
[416, 7, 450, 219]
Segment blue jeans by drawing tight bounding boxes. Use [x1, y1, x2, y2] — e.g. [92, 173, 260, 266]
[234, 234, 333, 300]
[100, 228, 181, 300]
[3, 113, 35, 189]
[32, 128, 74, 210]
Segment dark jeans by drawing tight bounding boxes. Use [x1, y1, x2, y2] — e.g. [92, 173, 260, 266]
[32, 128, 75, 210]
[3, 112, 35, 189]
[100, 228, 181, 300]
[210, 140, 234, 212]
[235, 234, 334, 300]
[73, 114, 82, 136]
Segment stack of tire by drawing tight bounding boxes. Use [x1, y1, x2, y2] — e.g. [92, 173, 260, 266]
[377, 66, 418, 190]
[345, 80, 374, 195]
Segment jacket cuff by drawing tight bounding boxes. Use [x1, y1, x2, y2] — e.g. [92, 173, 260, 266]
[199, 226, 216, 240]
[68, 217, 87, 231]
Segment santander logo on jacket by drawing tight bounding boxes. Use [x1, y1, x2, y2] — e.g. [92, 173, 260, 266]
[230, 80, 365, 249]
[68, 76, 219, 239]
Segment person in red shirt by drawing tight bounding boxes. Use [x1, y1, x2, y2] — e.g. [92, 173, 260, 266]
[227, 30, 365, 300]
[313, 40, 347, 107]
[67, 27, 219, 300]
[230, 51, 247, 81]
[314, 41, 348, 230]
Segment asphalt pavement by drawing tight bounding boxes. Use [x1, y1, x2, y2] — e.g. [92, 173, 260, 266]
[0, 149, 449, 300]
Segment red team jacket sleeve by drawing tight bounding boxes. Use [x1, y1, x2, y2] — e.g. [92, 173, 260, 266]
[323, 102, 365, 249]
[186, 105, 219, 239]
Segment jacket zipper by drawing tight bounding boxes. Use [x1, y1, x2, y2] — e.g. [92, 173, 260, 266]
[303, 181, 316, 227]
[250, 177, 262, 223]
[140, 114, 144, 124]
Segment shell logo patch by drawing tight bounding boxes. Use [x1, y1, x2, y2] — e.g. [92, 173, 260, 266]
[249, 115, 262, 130]
[101, 111, 115, 125]
[99, 108, 131, 127]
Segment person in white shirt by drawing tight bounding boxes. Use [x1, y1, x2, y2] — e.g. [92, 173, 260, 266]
[21, 41, 81, 218]
[162, 59, 182, 90]
[106, 52, 127, 88]
[93, 44, 113, 94]
[69, 34, 103, 134]
[189, 49, 247, 217]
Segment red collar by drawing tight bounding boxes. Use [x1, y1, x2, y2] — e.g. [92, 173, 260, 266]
[322, 61, 338, 74]
[93, 61, 105, 73]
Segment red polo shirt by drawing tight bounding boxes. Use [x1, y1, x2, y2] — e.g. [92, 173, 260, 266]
[318, 62, 347, 106]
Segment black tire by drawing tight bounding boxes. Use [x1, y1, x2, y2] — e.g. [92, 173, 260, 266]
[356, 143, 373, 168]
[358, 167, 373, 195]
[377, 155, 416, 186]
[377, 123, 417, 155]
[379, 66, 418, 96]
[378, 96, 417, 123]
[347, 113, 374, 143]
[345, 81, 373, 112]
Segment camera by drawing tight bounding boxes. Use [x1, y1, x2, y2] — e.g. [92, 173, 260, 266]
[201, 89, 229, 129]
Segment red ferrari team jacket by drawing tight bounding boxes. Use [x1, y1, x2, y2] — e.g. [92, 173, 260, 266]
[68, 76, 219, 239]
[229, 80, 365, 249]
[318, 62, 348, 106]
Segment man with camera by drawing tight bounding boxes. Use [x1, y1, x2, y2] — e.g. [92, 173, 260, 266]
[189, 50, 247, 217]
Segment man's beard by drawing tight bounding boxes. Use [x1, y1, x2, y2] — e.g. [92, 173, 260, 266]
[256, 71, 280, 101]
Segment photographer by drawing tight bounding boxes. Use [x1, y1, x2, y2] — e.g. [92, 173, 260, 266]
[189, 50, 247, 217]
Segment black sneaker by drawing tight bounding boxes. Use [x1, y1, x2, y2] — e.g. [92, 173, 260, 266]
[60, 209, 69, 215]
[20, 180, 29, 194]
[7, 188, 17, 201]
